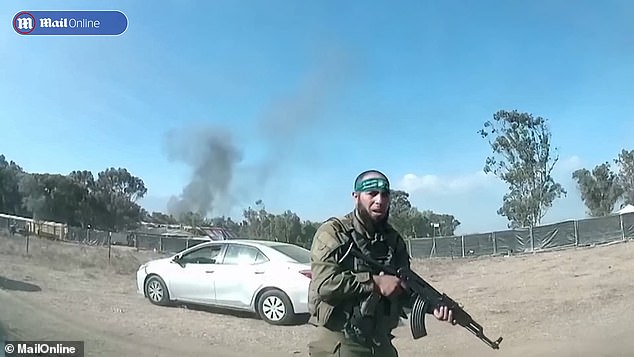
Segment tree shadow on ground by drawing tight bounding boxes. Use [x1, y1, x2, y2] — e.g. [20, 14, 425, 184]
[0, 276, 41, 292]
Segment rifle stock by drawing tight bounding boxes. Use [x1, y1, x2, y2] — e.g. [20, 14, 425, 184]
[345, 245, 503, 350]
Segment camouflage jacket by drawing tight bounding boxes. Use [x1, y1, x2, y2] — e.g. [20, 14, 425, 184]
[308, 210, 412, 335]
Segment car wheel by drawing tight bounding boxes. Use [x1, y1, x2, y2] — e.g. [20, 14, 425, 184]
[257, 289, 294, 325]
[145, 275, 170, 306]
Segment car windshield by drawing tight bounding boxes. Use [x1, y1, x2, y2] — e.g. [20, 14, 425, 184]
[270, 244, 311, 264]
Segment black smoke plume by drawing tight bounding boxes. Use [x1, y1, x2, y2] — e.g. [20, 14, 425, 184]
[164, 47, 355, 219]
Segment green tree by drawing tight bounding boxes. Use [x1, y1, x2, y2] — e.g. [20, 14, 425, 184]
[572, 162, 623, 217]
[17, 173, 84, 225]
[18, 173, 51, 221]
[96, 167, 147, 202]
[614, 149, 634, 205]
[238, 201, 322, 246]
[389, 189, 412, 216]
[0, 155, 27, 216]
[479, 110, 566, 228]
[241, 202, 274, 240]
[92, 167, 148, 231]
[389, 190, 417, 236]
[299, 220, 321, 248]
[68, 170, 99, 227]
[388, 189, 460, 237]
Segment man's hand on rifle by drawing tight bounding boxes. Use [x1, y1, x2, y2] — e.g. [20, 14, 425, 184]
[433, 305, 457, 325]
[371, 274, 403, 298]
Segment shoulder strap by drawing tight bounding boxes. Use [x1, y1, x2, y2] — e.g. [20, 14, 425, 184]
[324, 216, 360, 264]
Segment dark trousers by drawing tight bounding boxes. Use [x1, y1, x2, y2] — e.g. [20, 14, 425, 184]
[308, 326, 398, 357]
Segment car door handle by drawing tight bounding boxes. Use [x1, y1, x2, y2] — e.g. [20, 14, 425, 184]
[254, 271, 264, 274]
[205, 270, 214, 274]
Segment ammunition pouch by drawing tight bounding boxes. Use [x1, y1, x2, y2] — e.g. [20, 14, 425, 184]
[343, 292, 383, 348]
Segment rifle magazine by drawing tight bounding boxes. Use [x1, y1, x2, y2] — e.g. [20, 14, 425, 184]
[410, 295, 428, 339]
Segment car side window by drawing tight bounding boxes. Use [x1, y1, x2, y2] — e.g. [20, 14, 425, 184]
[255, 251, 268, 264]
[180, 245, 223, 264]
[223, 245, 268, 265]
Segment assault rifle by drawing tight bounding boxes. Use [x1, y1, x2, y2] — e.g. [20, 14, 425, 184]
[341, 242, 503, 350]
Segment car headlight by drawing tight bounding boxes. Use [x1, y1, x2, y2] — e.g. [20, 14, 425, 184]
[138, 263, 148, 271]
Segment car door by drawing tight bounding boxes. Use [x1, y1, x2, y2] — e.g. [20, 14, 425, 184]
[213, 244, 269, 308]
[167, 244, 225, 304]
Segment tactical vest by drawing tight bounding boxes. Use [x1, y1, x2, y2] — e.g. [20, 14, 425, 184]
[321, 216, 402, 347]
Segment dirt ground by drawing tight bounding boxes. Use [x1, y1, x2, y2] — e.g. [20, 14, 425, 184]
[1, 234, 633, 357]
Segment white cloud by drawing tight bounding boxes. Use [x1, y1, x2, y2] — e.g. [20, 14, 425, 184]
[397, 154, 584, 197]
[397, 170, 497, 196]
[393, 155, 590, 234]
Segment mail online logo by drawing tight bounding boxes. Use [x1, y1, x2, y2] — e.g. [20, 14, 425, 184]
[13, 12, 36, 34]
[12, 10, 128, 36]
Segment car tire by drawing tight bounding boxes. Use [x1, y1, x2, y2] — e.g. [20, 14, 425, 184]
[145, 275, 170, 306]
[257, 289, 295, 325]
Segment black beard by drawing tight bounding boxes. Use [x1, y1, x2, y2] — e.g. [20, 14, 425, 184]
[356, 203, 389, 232]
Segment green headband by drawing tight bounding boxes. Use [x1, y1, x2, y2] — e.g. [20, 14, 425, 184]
[355, 177, 390, 192]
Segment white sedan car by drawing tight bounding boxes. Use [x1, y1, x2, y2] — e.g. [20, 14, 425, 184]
[136, 239, 312, 325]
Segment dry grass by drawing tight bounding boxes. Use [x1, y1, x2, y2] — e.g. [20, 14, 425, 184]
[1, 233, 634, 356]
[0, 234, 167, 275]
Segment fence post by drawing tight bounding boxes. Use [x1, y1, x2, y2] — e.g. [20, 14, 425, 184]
[574, 219, 579, 246]
[492, 232, 497, 255]
[529, 226, 534, 252]
[159, 236, 163, 252]
[449, 236, 454, 260]
[108, 232, 112, 264]
[407, 238, 412, 256]
[461, 235, 465, 257]
[620, 214, 625, 241]
[25, 232, 30, 255]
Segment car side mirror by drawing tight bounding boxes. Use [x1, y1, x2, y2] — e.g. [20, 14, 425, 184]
[172, 255, 185, 267]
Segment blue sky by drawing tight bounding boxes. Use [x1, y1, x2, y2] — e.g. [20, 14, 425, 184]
[2, 1, 633, 234]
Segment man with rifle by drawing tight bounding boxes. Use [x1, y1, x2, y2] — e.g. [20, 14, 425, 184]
[307, 170, 502, 357]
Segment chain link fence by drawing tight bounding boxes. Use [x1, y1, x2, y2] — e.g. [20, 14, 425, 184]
[0, 213, 211, 258]
[2, 211, 634, 261]
[406, 212, 634, 259]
